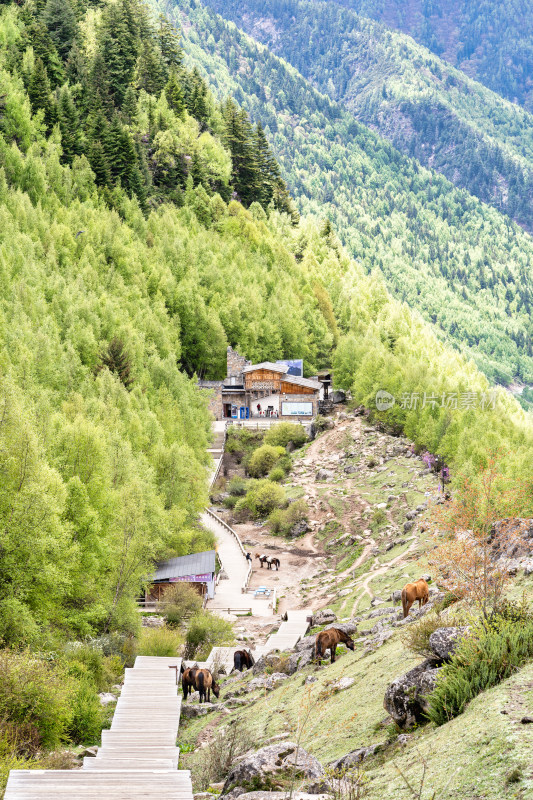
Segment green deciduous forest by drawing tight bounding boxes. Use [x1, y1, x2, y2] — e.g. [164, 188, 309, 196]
[332, 0, 533, 112]
[201, 0, 533, 232]
[0, 0, 532, 786]
[157, 0, 533, 391]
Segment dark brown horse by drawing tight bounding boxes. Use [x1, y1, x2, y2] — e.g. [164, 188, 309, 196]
[233, 649, 255, 672]
[315, 627, 355, 664]
[401, 578, 430, 618]
[270, 557, 280, 570]
[182, 666, 199, 700]
[195, 668, 220, 703]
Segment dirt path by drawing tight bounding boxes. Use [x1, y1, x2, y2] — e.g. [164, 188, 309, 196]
[350, 539, 419, 616]
[214, 411, 440, 638]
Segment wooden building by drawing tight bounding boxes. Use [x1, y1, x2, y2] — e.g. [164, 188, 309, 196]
[199, 348, 322, 420]
[146, 550, 216, 603]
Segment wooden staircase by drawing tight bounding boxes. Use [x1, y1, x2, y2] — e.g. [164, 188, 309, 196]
[4, 655, 192, 800]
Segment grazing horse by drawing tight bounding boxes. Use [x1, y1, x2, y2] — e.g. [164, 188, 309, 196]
[315, 627, 355, 664]
[401, 578, 430, 618]
[182, 666, 199, 700]
[233, 649, 255, 672]
[195, 668, 220, 703]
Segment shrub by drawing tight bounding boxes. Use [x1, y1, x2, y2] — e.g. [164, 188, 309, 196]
[241, 480, 286, 518]
[264, 423, 308, 449]
[137, 627, 183, 657]
[268, 466, 286, 482]
[0, 650, 75, 750]
[0, 599, 39, 648]
[428, 620, 533, 725]
[269, 499, 308, 536]
[184, 612, 234, 660]
[194, 718, 253, 790]
[227, 477, 247, 496]
[66, 679, 104, 744]
[161, 583, 203, 628]
[248, 445, 286, 478]
[223, 494, 238, 508]
[401, 612, 462, 659]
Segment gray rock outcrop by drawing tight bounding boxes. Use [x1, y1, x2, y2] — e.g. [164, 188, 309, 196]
[329, 743, 383, 772]
[312, 609, 337, 627]
[221, 742, 324, 798]
[428, 627, 469, 661]
[383, 660, 440, 728]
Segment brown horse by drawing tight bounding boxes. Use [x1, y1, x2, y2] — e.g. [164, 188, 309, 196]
[233, 649, 255, 672]
[255, 553, 268, 568]
[270, 557, 280, 571]
[315, 627, 355, 664]
[401, 578, 430, 618]
[182, 666, 199, 700]
[195, 668, 220, 703]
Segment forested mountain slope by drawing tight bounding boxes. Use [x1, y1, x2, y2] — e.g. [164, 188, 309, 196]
[156, 0, 533, 389]
[201, 0, 533, 232]
[1, 0, 533, 649]
[334, 0, 533, 113]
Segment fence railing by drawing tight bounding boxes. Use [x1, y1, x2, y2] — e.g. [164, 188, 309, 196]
[204, 506, 252, 594]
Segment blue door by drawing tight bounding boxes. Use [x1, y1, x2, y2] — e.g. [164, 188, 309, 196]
[239, 406, 245, 419]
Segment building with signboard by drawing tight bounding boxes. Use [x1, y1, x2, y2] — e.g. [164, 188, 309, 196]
[199, 348, 323, 420]
[145, 550, 216, 603]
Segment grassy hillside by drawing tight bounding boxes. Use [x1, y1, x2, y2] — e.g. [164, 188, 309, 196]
[200, 0, 533, 233]
[154, 0, 533, 391]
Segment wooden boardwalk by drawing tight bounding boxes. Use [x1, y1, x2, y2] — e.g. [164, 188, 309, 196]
[4, 655, 192, 799]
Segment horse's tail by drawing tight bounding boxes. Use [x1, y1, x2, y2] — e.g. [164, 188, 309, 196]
[197, 670, 205, 695]
[234, 652, 242, 672]
[401, 588, 408, 618]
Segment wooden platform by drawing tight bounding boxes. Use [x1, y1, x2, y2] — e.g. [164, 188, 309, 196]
[4, 655, 191, 800]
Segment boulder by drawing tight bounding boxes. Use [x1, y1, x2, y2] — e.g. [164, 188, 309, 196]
[141, 615, 165, 628]
[247, 673, 288, 692]
[253, 653, 283, 675]
[287, 648, 315, 674]
[383, 660, 441, 728]
[316, 469, 334, 482]
[428, 627, 470, 661]
[403, 520, 415, 533]
[331, 390, 346, 404]
[312, 609, 337, 627]
[182, 702, 223, 718]
[294, 635, 316, 652]
[344, 465, 357, 475]
[289, 520, 310, 538]
[226, 793, 330, 800]
[331, 622, 358, 635]
[222, 742, 324, 797]
[329, 743, 383, 772]
[523, 559, 533, 576]
[331, 676, 355, 692]
[389, 590, 402, 604]
[98, 692, 116, 706]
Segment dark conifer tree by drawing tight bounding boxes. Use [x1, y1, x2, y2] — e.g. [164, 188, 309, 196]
[96, 338, 133, 389]
[40, 0, 77, 60]
[28, 57, 56, 131]
[157, 14, 182, 72]
[165, 68, 185, 117]
[57, 85, 83, 163]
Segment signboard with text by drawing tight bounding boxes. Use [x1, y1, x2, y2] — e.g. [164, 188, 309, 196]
[281, 402, 313, 416]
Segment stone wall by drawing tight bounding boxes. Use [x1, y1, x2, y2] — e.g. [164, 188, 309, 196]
[227, 346, 250, 379]
[198, 381, 223, 418]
